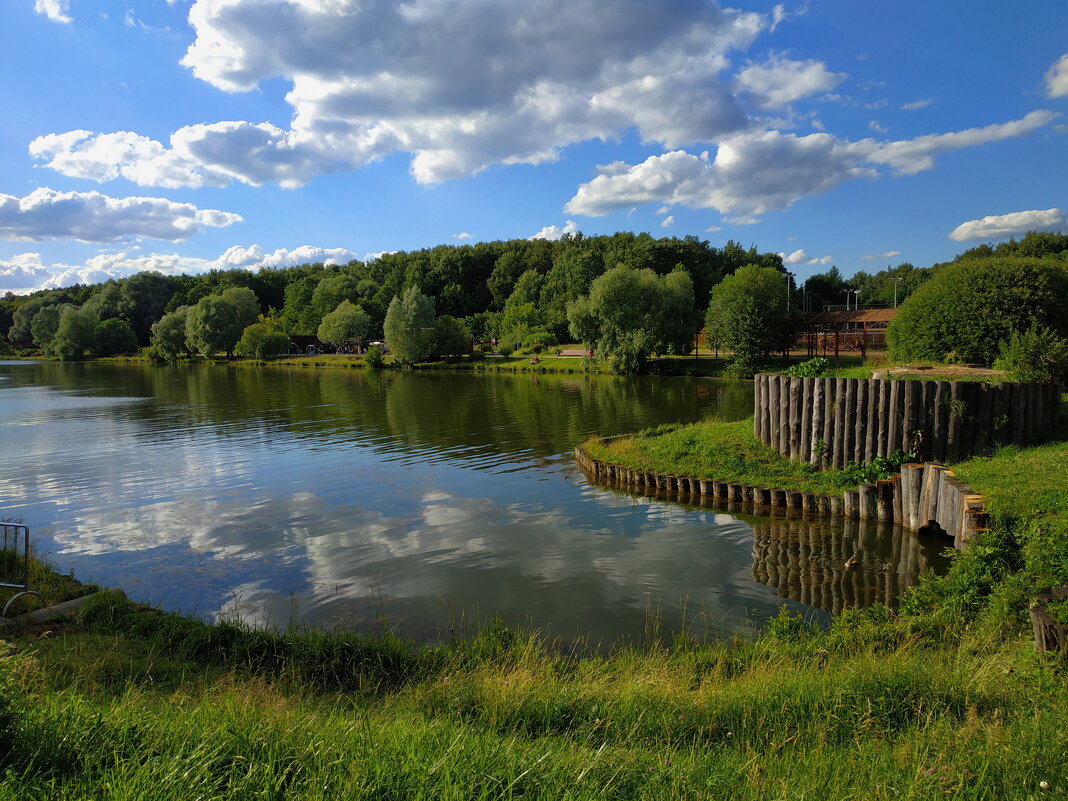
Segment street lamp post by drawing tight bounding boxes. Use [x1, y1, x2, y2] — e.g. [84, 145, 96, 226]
[892, 277, 903, 308]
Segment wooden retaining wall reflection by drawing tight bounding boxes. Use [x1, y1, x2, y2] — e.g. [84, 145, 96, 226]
[753, 374, 1060, 468]
[751, 517, 940, 615]
[575, 445, 989, 550]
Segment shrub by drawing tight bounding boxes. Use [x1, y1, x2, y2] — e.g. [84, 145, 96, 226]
[364, 344, 385, 368]
[887, 256, 1068, 365]
[993, 323, 1068, 384]
[785, 357, 830, 377]
[234, 322, 291, 359]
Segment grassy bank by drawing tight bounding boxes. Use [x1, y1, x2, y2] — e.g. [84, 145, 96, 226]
[1, 590, 1065, 800]
[580, 418, 894, 493]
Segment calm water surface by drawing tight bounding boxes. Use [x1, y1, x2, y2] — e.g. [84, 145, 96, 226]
[0, 361, 947, 645]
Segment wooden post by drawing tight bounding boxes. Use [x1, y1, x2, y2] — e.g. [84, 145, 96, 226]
[858, 484, 878, 520]
[876, 379, 891, 459]
[800, 377, 813, 466]
[956, 382, 975, 461]
[788, 376, 802, 461]
[901, 380, 914, 455]
[901, 463, 924, 531]
[754, 486, 771, 505]
[891, 474, 902, 523]
[864, 377, 878, 462]
[779, 375, 792, 458]
[771, 488, 787, 507]
[843, 489, 859, 518]
[829, 495, 843, 515]
[822, 377, 836, 469]
[945, 382, 962, 464]
[854, 378, 869, 464]
[754, 374, 764, 440]
[886, 380, 901, 457]
[920, 381, 936, 461]
[843, 379, 858, 467]
[876, 480, 894, 522]
[931, 381, 949, 464]
[810, 378, 825, 465]
[767, 375, 781, 451]
[833, 378, 848, 469]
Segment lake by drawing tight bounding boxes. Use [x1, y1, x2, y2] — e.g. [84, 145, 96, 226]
[0, 361, 948, 646]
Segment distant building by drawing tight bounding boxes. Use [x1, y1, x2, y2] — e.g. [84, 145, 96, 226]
[798, 308, 898, 354]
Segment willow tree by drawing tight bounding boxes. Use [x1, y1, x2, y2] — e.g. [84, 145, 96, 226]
[566, 265, 695, 374]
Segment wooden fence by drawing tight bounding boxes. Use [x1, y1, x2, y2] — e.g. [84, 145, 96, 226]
[753, 375, 1060, 467]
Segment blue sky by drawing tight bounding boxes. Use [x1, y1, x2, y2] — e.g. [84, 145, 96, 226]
[2, 0, 1065, 294]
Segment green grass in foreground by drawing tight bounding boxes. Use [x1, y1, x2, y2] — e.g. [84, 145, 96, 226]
[1, 591, 1066, 800]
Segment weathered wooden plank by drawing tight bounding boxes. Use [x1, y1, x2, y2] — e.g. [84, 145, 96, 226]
[886, 380, 901, 456]
[776, 375, 790, 457]
[789, 376, 802, 461]
[875, 379, 890, 459]
[800, 377, 813, 466]
[945, 381, 962, 463]
[956, 381, 975, 460]
[810, 378, 825, 465]
[854, 378, 868, 465]
[843, 379, 858, 467]
[833, 378, 848, 469]
[767, 375, 781, 452]
[822, 377, 836, 468]
[931, 381, 949, 463]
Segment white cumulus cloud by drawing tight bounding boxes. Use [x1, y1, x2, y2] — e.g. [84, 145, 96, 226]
[733, 55, 845, 109]
[948, 208, 1066, 242]
[529, 220, 579, 241]
[0, 244, 357, 294]
[0, 187, 241, 243]
[779, 248, 830, 265]
[660, 215, 676, 227]
[34, 0, 71, 23]
[33, 0, 777, 189]
[565, 112, 1056, 218]
[1046, 54, 1068, 98]
[862, 250, 900, 260]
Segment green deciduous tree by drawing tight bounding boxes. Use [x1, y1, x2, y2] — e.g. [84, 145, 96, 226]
[383, 287, 436, 365]
[185, 295, 243, 358]
[30, 304, 70, 354]
[430, 314, 471, 358]
[150, 307, 191, 363]
[705, 264, 796, 376]
[96, 318, 138, 356]
[317, 300, 370, 348]
[235, 318, 291, 359]
[887, 257, 1068, 365]
[52, 306, 100, 361]
[566, 265, 696, 374]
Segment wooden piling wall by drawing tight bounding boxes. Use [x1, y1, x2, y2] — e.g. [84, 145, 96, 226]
[752, 375, 1059, 466]
[574, 443, 988, 552]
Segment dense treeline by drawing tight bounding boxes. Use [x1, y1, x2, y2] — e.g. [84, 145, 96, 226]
[1, 233, 782, 366]
[3, 230, 1066, 375]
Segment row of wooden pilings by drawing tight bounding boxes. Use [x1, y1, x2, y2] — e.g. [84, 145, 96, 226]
[753, 374, 1060, 468]
[574, 445, 988, 550]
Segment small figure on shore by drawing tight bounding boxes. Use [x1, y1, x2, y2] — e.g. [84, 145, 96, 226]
[530, 355, 541, 365]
